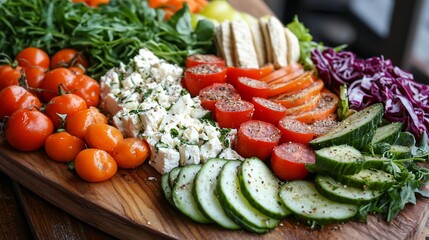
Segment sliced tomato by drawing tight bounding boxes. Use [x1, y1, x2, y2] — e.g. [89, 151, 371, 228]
[226, 67, 261, 88]
[288, 90, 339, 124]
[236, 77, 270, 101]
[270, 142, 316, 181]
[284, 93, 321, 115]
[184, 64, 227, 96]
[278, 118, 314, 144]
[268, 71, 314, 97]
[186, 54, 225, 68]
[260, 63, 275, 78]
[272, 79, 324, 108]
[199, 83, 240, 112]
[236, 120, 281, 161]
[310, 118, 338, 138]
[215, 98, 254, 129]
[252, 97, 286, 125]
[260, 63, 303, 83]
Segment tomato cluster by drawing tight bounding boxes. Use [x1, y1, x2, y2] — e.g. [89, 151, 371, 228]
[1, 47, 150, 183]
[183, 54, 340, 181]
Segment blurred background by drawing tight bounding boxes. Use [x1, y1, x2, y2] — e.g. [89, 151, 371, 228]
[264, 0, 429, 84]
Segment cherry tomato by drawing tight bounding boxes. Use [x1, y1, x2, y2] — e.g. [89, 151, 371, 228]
[272, 79, 324, 108]
[15, 47, 50, 70]
[74, 149, 117, 182]
[310, 118, 338, 138]
[268, 71, 314, 97]
[5, 108, 54, 151]
[198, 83, 240, 112]
[0, 65, 22, 91]
[85, 123, 124, 154]
[69, 66, 85, 75]
[23, 66, 45, 91]
[236, 120, 281, 161]
[252, 97, 286, 125]
[45, 94, 88, 129]
[260, 63, 303, 83]
[226, 67, 261, 88]
[186, 54, 225, 68]
[66, 107, 108, 139]
[0, 85, 42, 119]
[270, 142, 316, 181]
[45, 132, 86, 162]
[215, 98, 254, 129]
[40, 68, 76, 102]
[236, 77, 270, 101]
[69, 74, 100, 107]
[86, 0, 110, 7]
[184, 64, 227, 96]
[112, 138, 150, 169]
[260, 63, 274, 78]
[284, 93, 321, 116]
[278, 118, 314, 144]
[50, 49, 89, 69]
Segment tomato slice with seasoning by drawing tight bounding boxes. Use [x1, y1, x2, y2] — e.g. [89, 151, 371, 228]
[199, 83, 240, 112]
[270, 142, 316, 181]
[252, 97, 286, 125]
[184, 64, 227, 96]
[268, 71, 315, 97]
[260, 63, 303, 83]
[277, 118, 314, 144]
[272, 79, 324, 108]
[226, 67, 261, 88]
[236, 77, 270, 101]
[215, 98, 254, 129]
[186, 54, 225, 68]
[284, 93, 321, 115]
[310, 118, 338, 138]
[236, 120, 281, 161]
[260, 63, 275, 78]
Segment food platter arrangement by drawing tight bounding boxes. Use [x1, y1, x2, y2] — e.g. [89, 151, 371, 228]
[0, 0, 428, 239]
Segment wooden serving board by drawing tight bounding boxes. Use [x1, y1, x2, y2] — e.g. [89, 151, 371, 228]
[0, 137, 428, 240]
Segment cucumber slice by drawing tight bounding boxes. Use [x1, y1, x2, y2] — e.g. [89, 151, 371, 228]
[337, 169, 395, 190]
[388, 145, 412, 159]
[279, 181, 358, 224]
[310, 103, 383, 149]
[217, 160, 280, 233]
[313, 145, 364, 175]
[371, 122, 402, 145]
[238, 158, 290, 219]
[315, 175, 382, 204]
[172, 164, 212, 223]
[168, 167, 182, 187]
[394, 132, 416, 147]
[161, 173, 174, 206]
[193, 158, 241, 230]
[363, 155, 391, 170]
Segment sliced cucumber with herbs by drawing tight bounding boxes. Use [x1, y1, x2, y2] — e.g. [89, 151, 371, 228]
[161, 173, 174, 206]
[315, 175, 382, 205]
[279, 181, 358, 225]
[217, 160, 280, 233]
[337, 169, 395, 191]
[363, 155, 391, 170]
[388, 145, 412, 159]
[371, 122, 402, 145]
[172, 165, 212, 224]
[238, 158, 290, 219]
[310, 103, 383, 149]
[310, 145, 364, 176]
[193, 158, 240, 230]
[168, 167, 182, 187]
[394, 132, 416, 147]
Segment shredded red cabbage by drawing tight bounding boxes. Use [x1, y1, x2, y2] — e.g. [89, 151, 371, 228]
[311, 48, 429, 139]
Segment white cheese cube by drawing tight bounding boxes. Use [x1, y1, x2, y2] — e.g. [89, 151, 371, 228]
[200, 137, 223, 163]
[179, 144, 200, 166]
[149, 147, 180, 174]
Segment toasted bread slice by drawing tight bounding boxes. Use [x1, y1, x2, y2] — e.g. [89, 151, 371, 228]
[249, 22, 267, 67]
[285, 27, 300, 64]
[230, 20, 259, 68]
[266, 16, 287, 68]
[219, 21, 235, 67]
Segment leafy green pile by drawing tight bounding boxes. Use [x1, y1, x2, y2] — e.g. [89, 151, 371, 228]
[0, 0, 215, 79]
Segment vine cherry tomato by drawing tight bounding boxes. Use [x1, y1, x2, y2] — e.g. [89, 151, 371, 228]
[0, 85, 42, 119]
[277, 118, 314, 144]
[270, 142, 316, 181]
[251, 97, 286, 126]
[74, 149, 117, 183]
[23, 66, 45, 91]
[112, 138, 150, 169]
[45, 93, 88, 129]
[186, 54, 225, 68]
[215, 98, 254, 129]
[85, 123, 124, 154]
[69, 74, 100, 107]
[50, 48, 89, 69]
[198, 83, 240, 112]
[40, 68, 76, 102]
[184, 64, 227, 96]
[45, 132, 86, 162]
[0, 65, 22, 91]
[66, 107, 108, 139]
[236, 120, 280, 161]
[5, 108, 54, 151]
[15, 47, 50, 70]
[235, 77, 270, 101]
[69, 66, 85, 75]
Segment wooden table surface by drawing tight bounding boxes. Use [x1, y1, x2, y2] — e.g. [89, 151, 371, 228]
[0, 0, 428, 239]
